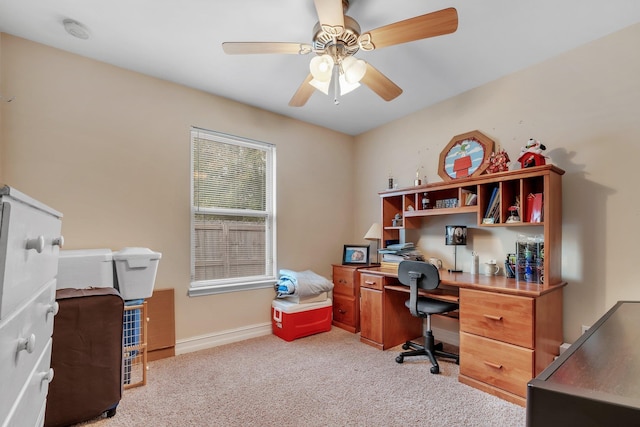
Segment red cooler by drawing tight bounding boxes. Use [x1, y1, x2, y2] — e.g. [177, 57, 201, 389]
[271, 298, 332, 341]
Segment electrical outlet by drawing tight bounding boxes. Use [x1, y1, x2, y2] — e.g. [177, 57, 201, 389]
[581, 325, 590, 334]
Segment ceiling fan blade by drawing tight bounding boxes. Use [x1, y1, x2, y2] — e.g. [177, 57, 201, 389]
[222, 42, 312, 55]
[359, 7, 458, 51]
[314, 0, 345, 36]
[360, 63, 403, 101]
[289, 74, 316, 107]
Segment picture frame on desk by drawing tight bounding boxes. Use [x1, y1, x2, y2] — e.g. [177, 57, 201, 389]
[342, 245, 369, 265]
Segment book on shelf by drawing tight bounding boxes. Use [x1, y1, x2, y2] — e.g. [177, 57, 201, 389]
[527, 193, 543, 222]
[484, 187, 499, 219]
[461, 189, 477, 206]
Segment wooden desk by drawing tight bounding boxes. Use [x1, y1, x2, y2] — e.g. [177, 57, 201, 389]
[359, 267, 567, 406]
[527, 301, 640, 426]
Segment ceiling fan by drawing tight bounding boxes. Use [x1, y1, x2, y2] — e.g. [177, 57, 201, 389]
[222, 0, 458, 107]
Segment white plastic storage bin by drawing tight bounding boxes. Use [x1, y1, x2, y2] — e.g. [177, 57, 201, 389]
[57, 249, 114, 290]
[113, 247, 162, 300]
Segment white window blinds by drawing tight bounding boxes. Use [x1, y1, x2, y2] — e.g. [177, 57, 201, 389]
[190, 128, 276, 295]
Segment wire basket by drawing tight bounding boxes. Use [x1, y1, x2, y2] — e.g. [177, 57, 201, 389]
[123, 300, 147, 389]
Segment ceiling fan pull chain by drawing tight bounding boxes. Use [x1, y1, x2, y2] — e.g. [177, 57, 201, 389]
[333, 65, 340, 105]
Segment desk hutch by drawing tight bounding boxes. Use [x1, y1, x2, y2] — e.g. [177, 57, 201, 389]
[359, 165, 567, 406]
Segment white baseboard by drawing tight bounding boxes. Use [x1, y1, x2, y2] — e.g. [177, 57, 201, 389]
[175, 322, 272, 355]
[175, 322, 459, 355]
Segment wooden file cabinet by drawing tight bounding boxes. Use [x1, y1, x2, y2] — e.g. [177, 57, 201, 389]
[459, 287, 563, 406]
[331, 265, 361, 333]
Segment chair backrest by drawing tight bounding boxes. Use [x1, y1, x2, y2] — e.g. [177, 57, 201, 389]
[398, 260, 440, 291]
[398, 261, 441, 318]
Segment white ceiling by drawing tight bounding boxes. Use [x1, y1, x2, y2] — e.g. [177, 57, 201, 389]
[1, 0, 639, 135]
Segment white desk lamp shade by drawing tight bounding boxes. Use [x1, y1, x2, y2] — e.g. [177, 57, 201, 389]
[364, 222, 382, 264]
[364, 222, 382, 240]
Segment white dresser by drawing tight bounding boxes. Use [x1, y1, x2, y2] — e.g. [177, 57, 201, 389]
[0, 186, 63, 427]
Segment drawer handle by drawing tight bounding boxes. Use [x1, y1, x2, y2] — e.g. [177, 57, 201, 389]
[364, 281, 376, 285]
[41, 368, 55, 383]
[18, 334, 36, 354]
[47, 302, 60, 317]
[26, 235, 45, 253]
[338, 309, 346, 314]
[52, 235, 65, 247]
[339, 279, 347, 284]
[483, 361, 503, 370]
[483, 314, 503, 321]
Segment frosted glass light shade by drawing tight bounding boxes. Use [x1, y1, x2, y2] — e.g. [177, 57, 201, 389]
[310, 55, 334, 82]
[309, 78, 330, 95]
[342, 56, 367, 83]
[338, 74, 360, 95]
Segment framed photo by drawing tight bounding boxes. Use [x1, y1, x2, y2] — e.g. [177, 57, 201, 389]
[438, 130, 495, 182]
[342, 245, 370, 265]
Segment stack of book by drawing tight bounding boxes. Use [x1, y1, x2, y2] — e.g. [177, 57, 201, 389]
[378, 243, 425, 272]
[483, 187, 500, 224]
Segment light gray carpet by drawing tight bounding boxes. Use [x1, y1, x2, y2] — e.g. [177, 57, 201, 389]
[78, 327, 525, 426]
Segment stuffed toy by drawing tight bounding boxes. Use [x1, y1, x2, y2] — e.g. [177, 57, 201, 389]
[517, 139, 548, 168]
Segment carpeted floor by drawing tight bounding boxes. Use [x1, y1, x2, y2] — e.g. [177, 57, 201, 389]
[77, 327, 525, 426]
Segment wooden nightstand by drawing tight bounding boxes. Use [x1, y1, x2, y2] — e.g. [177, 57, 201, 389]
[331, 264, 364, 333]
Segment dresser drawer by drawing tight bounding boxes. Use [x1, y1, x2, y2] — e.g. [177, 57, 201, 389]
[3, 338, 53, 427]
[332, 267, 355, 296]
[360, 273, 383, 291]
[0, 197, 62, 319]
[0, 281, 56, 420]
[332, 294, 356, 326]
[460, 332, 533, 398]
[459, 288, 534, 348]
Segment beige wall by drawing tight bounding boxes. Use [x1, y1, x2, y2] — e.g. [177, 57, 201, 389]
[355, 23, 640, 343]
[0, 34, 354, 343]
[2, 22, 639, 348]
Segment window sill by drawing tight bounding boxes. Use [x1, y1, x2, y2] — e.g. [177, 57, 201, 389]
[188, 279, 276, 297]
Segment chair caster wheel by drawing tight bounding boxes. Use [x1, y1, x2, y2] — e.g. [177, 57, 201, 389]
[396, 356, 404, 364]
[430, 366, 439, 374]
[402, 343, 410, 350]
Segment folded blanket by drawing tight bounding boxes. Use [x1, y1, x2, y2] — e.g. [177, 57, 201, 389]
[275, 269, 333, 298]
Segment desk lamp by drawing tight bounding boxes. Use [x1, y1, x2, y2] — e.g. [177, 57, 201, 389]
[364, 222, 382, 265]
[445, 225, 467, 273]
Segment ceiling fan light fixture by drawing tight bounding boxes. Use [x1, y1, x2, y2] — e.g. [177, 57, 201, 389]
[338, 74, 360, 95]
[309, 78, 330, 95]
[341, 56, 366, 83]
[309, 54, 334, 82]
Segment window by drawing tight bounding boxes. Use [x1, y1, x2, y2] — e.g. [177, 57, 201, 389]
[190, 128, 276, 296]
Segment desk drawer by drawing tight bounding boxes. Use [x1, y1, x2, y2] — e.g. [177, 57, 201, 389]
[460, 332, 533, 398]
[360, 273, 383, 291]
[332, 294, 356, 326]
[332, 267, 355, 296]
[460, 288, 534, 348]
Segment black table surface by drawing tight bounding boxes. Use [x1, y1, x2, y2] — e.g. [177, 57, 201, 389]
[527, 301, 640, 426]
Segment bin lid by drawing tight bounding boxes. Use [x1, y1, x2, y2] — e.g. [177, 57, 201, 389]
[113, 247, 162, 261]
[59, 248, 113, 261]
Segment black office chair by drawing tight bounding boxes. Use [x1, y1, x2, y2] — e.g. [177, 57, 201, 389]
[395, 260, 459, 374]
